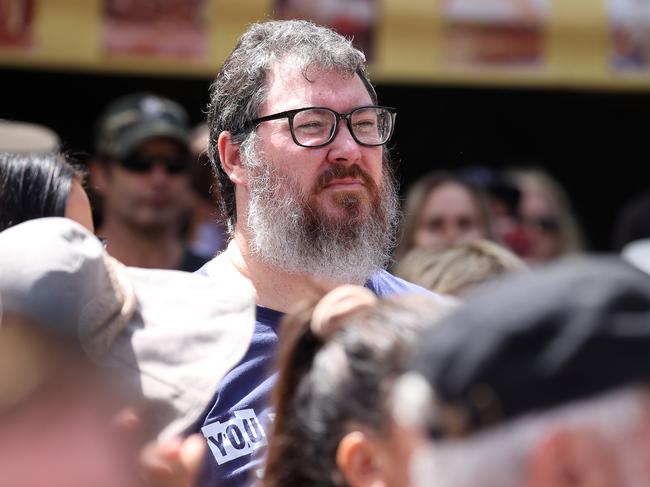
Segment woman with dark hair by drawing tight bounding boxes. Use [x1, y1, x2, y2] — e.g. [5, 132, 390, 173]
[0, 152, 93, 232]
[264, 286, 452, 487]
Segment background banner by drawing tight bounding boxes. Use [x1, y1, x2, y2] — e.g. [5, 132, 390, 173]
[0, 0, 649, 90]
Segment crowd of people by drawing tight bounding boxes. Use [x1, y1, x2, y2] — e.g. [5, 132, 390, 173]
[2, 18, 650, 487]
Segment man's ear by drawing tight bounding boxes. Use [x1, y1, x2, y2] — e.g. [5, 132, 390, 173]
[87, 158, 110, 197]
[218, 131, 247, 187]
[336, 431, 383, 487]
[527, 428, 621, 487]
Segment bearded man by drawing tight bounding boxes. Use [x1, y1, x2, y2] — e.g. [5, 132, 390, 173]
[196, 19, 438, 487]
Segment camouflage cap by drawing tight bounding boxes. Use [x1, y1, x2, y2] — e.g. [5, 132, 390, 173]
[95, 92, 191, 159]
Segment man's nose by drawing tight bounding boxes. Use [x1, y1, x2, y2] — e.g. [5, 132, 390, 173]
[326, 120, 362, 165]
[149, 162, 172, 182]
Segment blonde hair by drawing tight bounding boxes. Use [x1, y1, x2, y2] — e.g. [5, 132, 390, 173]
[393, 239, 527, 296]
[509, 168, 585, 256]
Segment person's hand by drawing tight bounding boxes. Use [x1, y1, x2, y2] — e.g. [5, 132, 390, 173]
[140, 434, 206, 487]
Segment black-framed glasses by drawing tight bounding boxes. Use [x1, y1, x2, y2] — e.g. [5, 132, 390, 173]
[243, 105, 397, 148]
[119, 153, 191, 174]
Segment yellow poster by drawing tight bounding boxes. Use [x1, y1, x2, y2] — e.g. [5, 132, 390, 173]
[0, 0, 649, 90]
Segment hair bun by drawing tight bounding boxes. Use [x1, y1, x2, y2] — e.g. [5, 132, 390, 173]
[310, 285, 378, 339]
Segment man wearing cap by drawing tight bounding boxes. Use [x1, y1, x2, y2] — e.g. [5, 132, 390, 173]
[393, 257, 650, 487]
[91, 92, 207, 271]
[198, 19, 438, 486]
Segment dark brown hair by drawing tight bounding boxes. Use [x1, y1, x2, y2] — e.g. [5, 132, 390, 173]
[264, 294, 445, 487]
[0, 152, 86, 232]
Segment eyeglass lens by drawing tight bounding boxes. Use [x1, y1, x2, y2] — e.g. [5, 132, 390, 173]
[292, 107, 393, 147]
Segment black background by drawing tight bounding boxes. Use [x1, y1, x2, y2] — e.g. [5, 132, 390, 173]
[2, 66, 649, 251]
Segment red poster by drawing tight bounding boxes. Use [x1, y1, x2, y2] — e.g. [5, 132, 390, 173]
[0, 0, 35, 49]
[274, 0, 377, 62]
[102, 0, 207, 59]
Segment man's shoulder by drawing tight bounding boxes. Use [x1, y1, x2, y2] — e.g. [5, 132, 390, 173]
[179, 249, 210, 273]
[366, 269, 441, 300]
[195, 252, 257, 295]
[194, 253, 223, 277]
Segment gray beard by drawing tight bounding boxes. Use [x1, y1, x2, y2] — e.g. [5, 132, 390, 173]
[243, 142, 400, 285]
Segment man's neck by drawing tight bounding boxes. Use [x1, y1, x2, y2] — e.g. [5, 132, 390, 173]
[225, 232, 344, 313]
[98, 218, 184, 270]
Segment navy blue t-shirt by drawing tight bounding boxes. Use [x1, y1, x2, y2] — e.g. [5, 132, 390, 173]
[195, 267, 437, 487]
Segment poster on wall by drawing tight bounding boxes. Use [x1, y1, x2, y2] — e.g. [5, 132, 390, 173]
[610, 0, 650, 71]
[274, 0, 377, 62]
[441, 0, 550, 67]
[0, 0, 36, 50]
[102, 0, 207, 59]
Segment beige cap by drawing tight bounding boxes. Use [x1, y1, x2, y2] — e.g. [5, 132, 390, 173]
[0, 120, 60, 152]
[0, 217, 255, 439]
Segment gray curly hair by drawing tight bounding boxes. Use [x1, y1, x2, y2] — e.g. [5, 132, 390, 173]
[206, 19, 378, 233]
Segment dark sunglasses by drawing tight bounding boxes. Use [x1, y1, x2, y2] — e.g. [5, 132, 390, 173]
[120, 153, 191, 174]
[522, 216, 559, 234]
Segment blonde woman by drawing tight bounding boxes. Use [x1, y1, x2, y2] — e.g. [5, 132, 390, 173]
[394, 239, 527, 297]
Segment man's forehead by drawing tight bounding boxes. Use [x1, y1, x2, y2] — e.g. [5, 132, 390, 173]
[262, 60, 372, 112]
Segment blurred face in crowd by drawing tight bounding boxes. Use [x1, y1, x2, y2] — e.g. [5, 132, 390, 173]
[0, 324, 141, 487]
[235, 61, 398, 282]
[64, 180, 94, 232]
[97, 138, 192, 233]
[413, 182, 486, 252]
[519, 188, 561, 262]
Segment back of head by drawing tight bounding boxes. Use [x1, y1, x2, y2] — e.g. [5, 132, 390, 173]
[394, 239, 527, 296]
[0, 152, 78, 232]
[206, 19, 376, 232]
[265, 290, 449, 487]
[394, 256, 650, 486]
[408, 256, 650, 430]
[95, 92, 190, 161]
